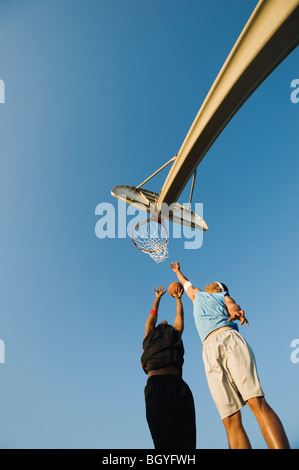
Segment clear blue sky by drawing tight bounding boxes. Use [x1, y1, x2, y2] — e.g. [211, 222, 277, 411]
[0, 0, 298, 449]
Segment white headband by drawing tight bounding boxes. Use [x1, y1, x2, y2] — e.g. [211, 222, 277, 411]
[215, 282, 225, 292]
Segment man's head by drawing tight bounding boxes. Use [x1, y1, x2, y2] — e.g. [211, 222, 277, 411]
[204, 282, 228, 294]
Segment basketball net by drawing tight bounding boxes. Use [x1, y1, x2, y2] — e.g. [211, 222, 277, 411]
[132, 216, 169, 263]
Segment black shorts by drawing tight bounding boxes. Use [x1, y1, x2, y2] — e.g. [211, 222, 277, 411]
[144, 374, 196, 449]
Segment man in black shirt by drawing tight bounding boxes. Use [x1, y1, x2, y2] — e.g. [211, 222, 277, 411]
[141, 285, 196, 449]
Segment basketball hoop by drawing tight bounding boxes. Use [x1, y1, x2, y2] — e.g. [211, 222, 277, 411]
[132, 216, 169, 263]
[112, 156, 207, 263]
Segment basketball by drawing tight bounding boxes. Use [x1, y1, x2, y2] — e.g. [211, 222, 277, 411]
[168, 281, 184, 298]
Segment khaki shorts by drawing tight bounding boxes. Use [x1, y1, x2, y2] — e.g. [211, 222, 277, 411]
[202, 327, 264, 420]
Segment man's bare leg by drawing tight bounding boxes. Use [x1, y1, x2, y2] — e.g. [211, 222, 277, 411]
[222, 410, 252, 449]
[247, 397, 290, 449]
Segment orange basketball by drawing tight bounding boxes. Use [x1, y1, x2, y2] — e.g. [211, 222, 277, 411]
[168, 281, 184, 298]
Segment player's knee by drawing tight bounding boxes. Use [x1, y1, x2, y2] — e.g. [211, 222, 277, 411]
[246, 396, 268, 414]
[222, 411, 242, 430]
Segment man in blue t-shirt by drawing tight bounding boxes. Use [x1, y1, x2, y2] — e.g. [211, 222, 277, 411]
[170, 261, 290, 449]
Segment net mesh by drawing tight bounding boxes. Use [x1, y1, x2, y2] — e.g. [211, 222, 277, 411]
[132, 218, 169, 263]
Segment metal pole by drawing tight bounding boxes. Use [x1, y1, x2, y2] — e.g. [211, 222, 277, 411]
[136, 156, 177, 189]
[188, 170, 197, 211]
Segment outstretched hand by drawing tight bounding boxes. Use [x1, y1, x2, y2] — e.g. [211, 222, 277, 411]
[153, 286, 166, 298]
[228, 309, 249, 326]
[172, 286, 183, 299]
[170, 261, 180, 273]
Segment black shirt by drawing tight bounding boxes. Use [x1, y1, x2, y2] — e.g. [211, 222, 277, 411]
[141, 323, 184, 375]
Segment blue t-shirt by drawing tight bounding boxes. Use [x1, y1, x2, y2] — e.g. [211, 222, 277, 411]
[193, 291, 238, 343]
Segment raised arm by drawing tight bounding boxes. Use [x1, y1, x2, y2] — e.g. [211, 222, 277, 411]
[170, 261, 200, 302]
[225, 296, 249, 326]
[144, 286, 166, 340]
[172, 286, 184, 336]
